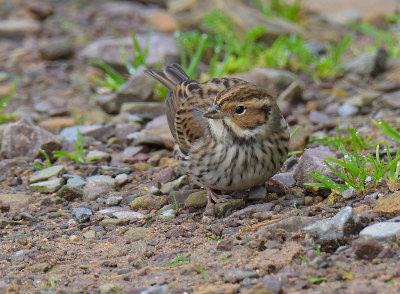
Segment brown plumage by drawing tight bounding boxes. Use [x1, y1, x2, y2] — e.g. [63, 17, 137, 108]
[145, 64, 289, 208]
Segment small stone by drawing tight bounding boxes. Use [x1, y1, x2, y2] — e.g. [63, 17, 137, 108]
[83, 175, 115, 201]
[304, 196, 313, 206]
[346, 91, 382, 107]
[215, 199, 246, 217]
[86, 150, 110, 162]
[132, 162, 152, 172]
[271, 172, 296, 188]
[102, 166, 132, 176]
[343, 49, 387, 76]
[83, 230, 96, 239]
[160, 175, 188, 194]
[120, 101, 165, 117]
[30, 165, 65, 183]
[12, 249, 26, 261]
[130, 195, 168, 211]
[184, 191, 208, 208]
[99, 68, 154, 114]
[105, 195, 123, 206]
[223, 270, 258, 283]
[113, 210, 145, 221]
[304, 206, 364, 241]
[65, 175, 86, 188]
[264, 216, 314, 233]
[29, 178, 65, 193]
[124, 227, 151, 241]
[59, 125, 102, 142]
[309, 110, 329, 124]
[121, 146, 144, 160]
[248, 185, 267, 201]
[99, 283, 116, 294]
[55, 185, 83, 201]
[115, 123, 141, 140]
[114, 174, 129, 187]
[154, 167, 175, 185]
[372, 191, 400, 217]
[380, 91, 400, 109]
[1, 119, 61, 160]
[261, 275, 282, 293]
[359, 222, 400, 242]
[39, 38, 73, 60]
[0, 19, 41, 37]
[72, 207, 93, 223]
[293, 148, 340, 187]
[101, 218, 122, 228]
[159, 208, 176, 220]
[145, 9, 177, 33]
[342, 188, 357, 199]
[338, 103, 358, 117]
[352, 237, 383, 260]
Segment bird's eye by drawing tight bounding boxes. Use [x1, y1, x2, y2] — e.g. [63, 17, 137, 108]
[235, 105, 246, 114]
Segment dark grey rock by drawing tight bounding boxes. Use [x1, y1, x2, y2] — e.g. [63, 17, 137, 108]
[352, 237, 383, 260]
[1, 119, 61, 160]
[359, 222, 400, 242]
[293, 148, 340, 187]
[72, 207, 93, 223]
[56, 185, 83, 201]
[248, 185, 267, 201]
[304, 207, 364, 241]
[101, 166, 132, 176]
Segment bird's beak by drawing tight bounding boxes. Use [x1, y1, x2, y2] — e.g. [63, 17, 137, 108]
[203, 104, 224, 119]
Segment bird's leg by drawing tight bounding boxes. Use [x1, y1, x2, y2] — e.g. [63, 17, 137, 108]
[206, 187, 230, 204]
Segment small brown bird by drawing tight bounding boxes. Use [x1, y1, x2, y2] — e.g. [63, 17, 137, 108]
[145, 64, 289, 209]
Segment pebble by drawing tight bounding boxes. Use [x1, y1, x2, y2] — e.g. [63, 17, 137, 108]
[359, 222, 400, 241]
[271, 172, 296, 188]
[304, 207, 364, 241]
[83, 175, 115, 201]
[248, 185, 267, 201]
[99, 68, 154, 114]
[83, 230, 96, 239]
[380, 90, 400, 109]
[113, 210, 144, 221]
[159, 208, 176, 220]
[154, 166, 175, 185]
[0, 19, 41, 37]
[223, 269, 258, 283]
[338, 103, 358, 117]
[29, 165, 65, 183]
[343, 48, 387, 76]
[65, 175, 86, 188]
[346, 90, 382, 107]
[39, 38, 73, 60]
[114, 174, 129, 187]
[352, 237, 383, 260]
[101, 166, 132, 176]
[71, 207, 93, 223]
[29, 178, 65, 193]
[86, 150, 110, 162]
[215, 199, 246, 217]
[139, 285, 168, 294]
[132, 162, 152, 172]
[105, 195, 123, 206]
[101, 218, 122, 228]
[372, 191, 400, 216]
[184, 191, 208, 208]
[124, 227, 151, 241]
[121, 146, 145, 160]
[160, 175, 188, 194]
[304, 196, 313, 206]
[59, 125, 102, 142]
[130, 195, 168, 211]
[2, 119, 61, 160]
[99, 283, 116, 294]
[293, 148, 340, 187]
[309, 110, 329, 124]
[265, 216, 314, 233]
[261, 275, 282, 293]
